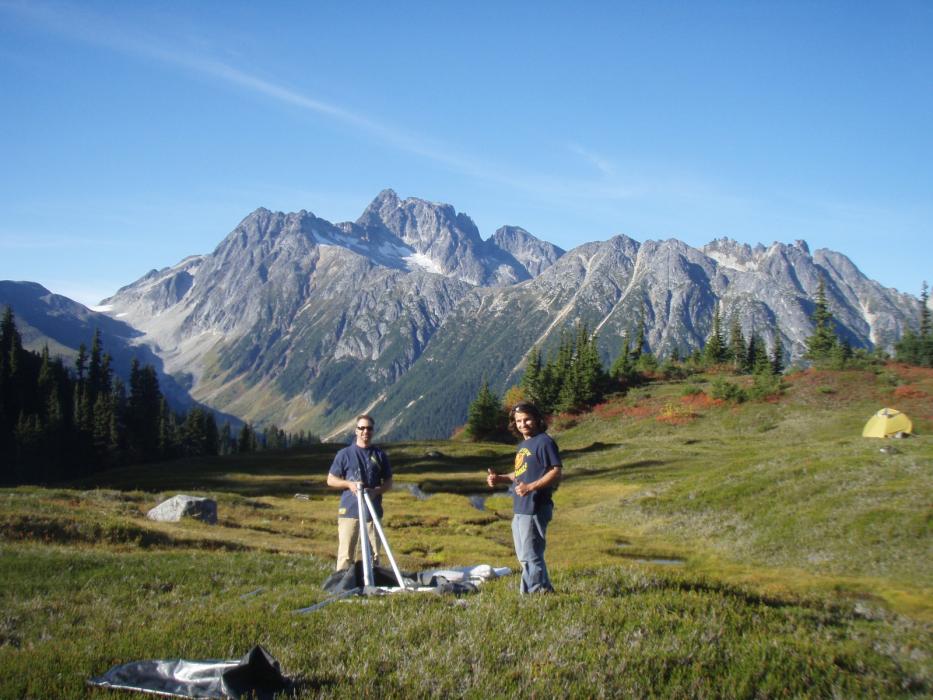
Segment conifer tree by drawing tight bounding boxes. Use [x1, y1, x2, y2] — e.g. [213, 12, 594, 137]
[896, 281, 933, 367]
[610, 331, 633, 381]
[921, 281, 931, 338]
[110, 378, 127, 458]
[238, 423, 256, 453]
[771, 331, 786, 375]
[520, 346, 543, 406]
[158, 398, 178, 458]
[830, 338, 853, 369]
[467, 380, 503, 440]
[804, 279, 839, 363]
[182, 407, 216, 456]
[128, 360, 163, 461]
[747, 333, 770, 374]
[37, 346, 54, 421]
[729, 313, 746, 371]
[703, 305, 727, 365]
[220, 422, 233, 455]
[75, 343, 87, 383]
[576, 325, 606, 405]
[554, 329, 574, 384]
[204, 411, 220, 455]
[631, 305, 646, 364]
[93, 392, 113, 461]
[1, 306, 25, 441]
[553, 323, 607, 413]
[88, 330, 104, 405]
[72, 340, 92, 436]
[556, 364, 584, 414]
[263, 423, 287, 450]
[537, 332, 574, 415]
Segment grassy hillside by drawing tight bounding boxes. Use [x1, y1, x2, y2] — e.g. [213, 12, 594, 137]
[0, 364, 930, 698]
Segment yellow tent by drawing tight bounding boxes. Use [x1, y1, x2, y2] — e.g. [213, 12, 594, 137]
[862, 408, 913, 438]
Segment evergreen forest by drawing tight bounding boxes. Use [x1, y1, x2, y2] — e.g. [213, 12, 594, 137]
[0, 307, 317, 485]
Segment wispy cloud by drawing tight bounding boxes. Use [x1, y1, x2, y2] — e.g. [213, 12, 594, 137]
[0, 0, 496, 178]
[568, 143, 616, 178]
[0, 0, 743, 224]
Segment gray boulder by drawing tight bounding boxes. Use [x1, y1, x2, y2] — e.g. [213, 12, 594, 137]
[147, 495, 217, 524]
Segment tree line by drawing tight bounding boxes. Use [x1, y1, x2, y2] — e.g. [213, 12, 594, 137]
[0, 307, 318, 485]
[466, 279, 931, 440]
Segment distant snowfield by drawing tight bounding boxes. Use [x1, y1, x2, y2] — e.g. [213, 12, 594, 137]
[705, 251, 758, 273]
[404, 252, 445, 275]
[90, 304, 113, 313]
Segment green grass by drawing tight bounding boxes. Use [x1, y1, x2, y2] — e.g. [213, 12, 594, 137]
[0, 364, 931, 698]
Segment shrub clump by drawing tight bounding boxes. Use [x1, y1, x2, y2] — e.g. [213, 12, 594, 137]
[747, 372, 785, 401]
[710, 375, 747, 403]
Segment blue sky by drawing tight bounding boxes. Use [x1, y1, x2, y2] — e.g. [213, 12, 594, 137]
[1, 0, 930, 307]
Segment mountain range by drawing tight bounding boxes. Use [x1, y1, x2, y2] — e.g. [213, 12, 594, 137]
[1, 189, 922, 441]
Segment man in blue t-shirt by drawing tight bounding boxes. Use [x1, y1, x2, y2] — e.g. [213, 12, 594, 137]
[486, 402, 562, 593]
[326, 414, 393, 571]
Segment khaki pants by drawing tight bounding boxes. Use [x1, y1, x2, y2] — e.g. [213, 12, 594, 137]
[336, 516, 381, 571]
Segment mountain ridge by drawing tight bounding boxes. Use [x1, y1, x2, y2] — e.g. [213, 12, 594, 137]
[3, 190, 922, 440]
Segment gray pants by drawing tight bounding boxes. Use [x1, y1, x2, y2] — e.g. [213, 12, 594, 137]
[511, 503, 554, 594]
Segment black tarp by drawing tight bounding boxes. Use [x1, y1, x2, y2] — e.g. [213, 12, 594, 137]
[87, 644, 291, 699]
[319, 561, 479, 597]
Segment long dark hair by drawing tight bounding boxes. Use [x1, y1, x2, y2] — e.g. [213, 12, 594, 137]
[508, 401, 547, 438]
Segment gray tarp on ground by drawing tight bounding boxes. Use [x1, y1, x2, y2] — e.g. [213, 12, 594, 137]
[87, 645, 290, 699]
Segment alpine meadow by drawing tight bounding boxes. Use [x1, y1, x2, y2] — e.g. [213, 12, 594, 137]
[0, 355, 931, 697]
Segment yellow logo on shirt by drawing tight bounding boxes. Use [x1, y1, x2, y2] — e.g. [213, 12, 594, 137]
[515, 447, 531, 477]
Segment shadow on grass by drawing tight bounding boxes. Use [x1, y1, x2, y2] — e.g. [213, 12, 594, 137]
[391, 452, 514, 476]
[0, 513, 252, 551]
[565, 459, 670, 482]
[69, 445, 342, 489]
[560, 441, 625, 459]
[583, 565, 815, 613]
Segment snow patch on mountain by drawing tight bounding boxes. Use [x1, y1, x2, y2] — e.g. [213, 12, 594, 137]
[404, 252, 445, 275]
[705, 250, 759, 273]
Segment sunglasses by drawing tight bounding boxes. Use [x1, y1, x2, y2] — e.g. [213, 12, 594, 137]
[356, 425, 374, 432]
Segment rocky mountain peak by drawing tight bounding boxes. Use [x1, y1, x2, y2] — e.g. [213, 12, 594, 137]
[356, 188, 401, 227]
[354, 190, 526, 286]
[701, 237, 760, 273]
[491, 226, 565, 278]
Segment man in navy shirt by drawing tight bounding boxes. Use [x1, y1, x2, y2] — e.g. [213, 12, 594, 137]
[326, 414, 393, 571]
[486, 402, 562, 593]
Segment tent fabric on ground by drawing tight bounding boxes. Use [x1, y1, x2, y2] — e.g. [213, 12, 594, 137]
[87, 645, 291, 699]
[862, 408, 913, 438]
